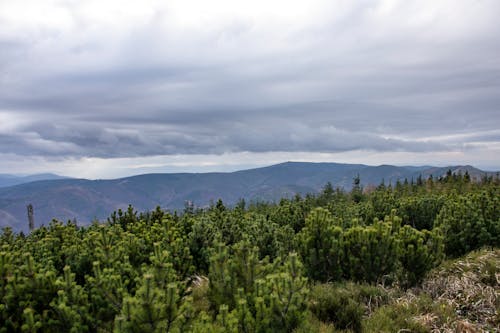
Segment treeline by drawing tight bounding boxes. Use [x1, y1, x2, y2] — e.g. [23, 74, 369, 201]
[0, 172, 498, 332]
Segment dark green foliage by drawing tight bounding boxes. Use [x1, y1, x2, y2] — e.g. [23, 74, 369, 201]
[207, 243, 240, 310]
[435, 190, 499, 257]
[397, 195, 445, 230]
[114, 274, 193, 333]
[258, 253, 309, 332]
[397, 226, 444, 288]
[269, 198, 307, 233]
[0, 174, 498, 331]
[297, 208, 343, 282]
[341, 216, 399, 283]
[50, 266, 92, 332]
[369, 188, 397, 221]
[207, 242, 308, 332]
[188, 216, 218, 273]
[108, 205, 138, 230]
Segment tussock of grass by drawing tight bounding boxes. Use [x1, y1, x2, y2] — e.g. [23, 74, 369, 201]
[189, 275, 211, 313]
[421, 248, 499, 331]
[293, 313, 337, 333]
[308, 282, 394, 333]
[364, 248, 499, 332]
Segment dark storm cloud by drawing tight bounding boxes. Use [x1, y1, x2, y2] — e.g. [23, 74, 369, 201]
[1, 0, 500, 163]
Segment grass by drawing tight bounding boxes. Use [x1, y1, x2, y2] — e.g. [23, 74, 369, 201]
[420, 248, 499, 331]
[364, 248, 499, 332]
[304, 248, 499, 332]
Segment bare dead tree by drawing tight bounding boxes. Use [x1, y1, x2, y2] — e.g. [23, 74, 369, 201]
[27, 204, 34, 232]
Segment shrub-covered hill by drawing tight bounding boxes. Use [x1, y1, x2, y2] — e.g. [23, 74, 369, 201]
[0, 172, 498, 332]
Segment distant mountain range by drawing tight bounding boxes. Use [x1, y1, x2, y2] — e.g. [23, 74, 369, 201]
[0, 162, 496, 232]
[0, 173, 69, 188]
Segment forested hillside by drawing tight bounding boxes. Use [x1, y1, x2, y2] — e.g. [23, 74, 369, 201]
[0, 172, 498, 332]
[0, 162, 495, 232]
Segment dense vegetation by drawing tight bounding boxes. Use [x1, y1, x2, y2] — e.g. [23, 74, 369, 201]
[0, 172, 498, 332]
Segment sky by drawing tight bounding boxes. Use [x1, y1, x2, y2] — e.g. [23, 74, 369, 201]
[1, 0, 499, 178]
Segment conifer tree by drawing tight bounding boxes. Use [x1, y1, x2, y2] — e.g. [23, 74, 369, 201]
[114, 245, 194, 333]
[207, 243, 238, 310]
[351, 174, 363, 203]
[397, 226, 444, 288]
[297, 208, 343, 282]
[435, 191, 499, 256]
[263, 253, 308, 332]
[51, 265, 92, 332]
[342, 216, 398, 283]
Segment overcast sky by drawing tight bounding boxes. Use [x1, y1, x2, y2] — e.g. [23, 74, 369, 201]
[1, 0, 499, 178]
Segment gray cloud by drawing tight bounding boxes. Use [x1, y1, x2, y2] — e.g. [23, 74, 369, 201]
[0, 0, 499, 170]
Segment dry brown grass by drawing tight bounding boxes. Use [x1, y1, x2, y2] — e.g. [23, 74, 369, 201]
[419, 249, 499, 332]
[372, 249, 499, 332]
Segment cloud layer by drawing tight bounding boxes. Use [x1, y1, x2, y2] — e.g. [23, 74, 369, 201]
[1, 0, 499, 176]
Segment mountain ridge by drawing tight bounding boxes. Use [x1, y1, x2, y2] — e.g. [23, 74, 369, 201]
[0, 162, 496, 232]
[0, 173, 69, 188]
